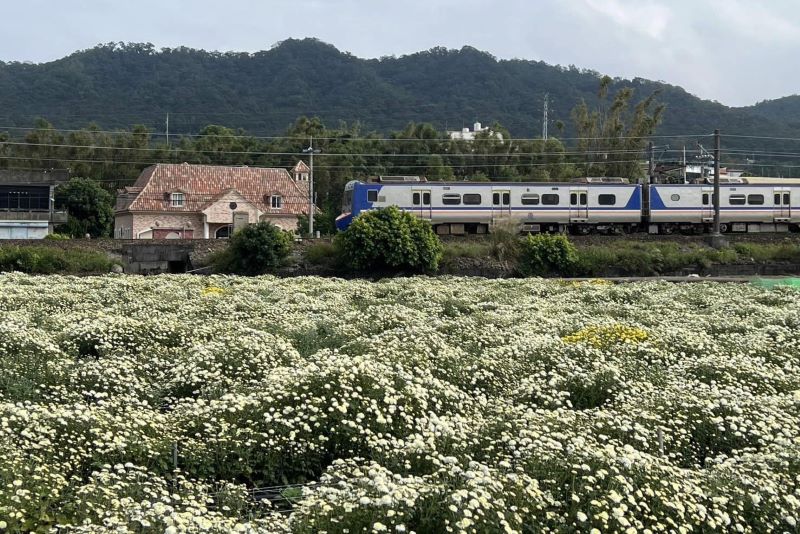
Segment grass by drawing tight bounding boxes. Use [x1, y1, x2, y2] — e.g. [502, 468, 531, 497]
[0, 245, 117, 274]
[442, 237, 800, 277]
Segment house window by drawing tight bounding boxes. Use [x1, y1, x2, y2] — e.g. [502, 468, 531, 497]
[215, 225, 232, 239]
[271, 195, 283, 209]
[170, 192, 185, 207]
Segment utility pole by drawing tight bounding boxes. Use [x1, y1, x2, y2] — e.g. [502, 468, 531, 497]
[648, 141, 655, 184]
[713, 129, 721, 236]
[542, 94, 549, 140]
[302, 138, 321, 237]
[165, 113, 170, 150]
[682, 146, 687, 183]
[706, 128, 727, 248]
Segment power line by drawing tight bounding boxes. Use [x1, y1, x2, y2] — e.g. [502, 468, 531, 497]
[0, 139, 680, 158]
[0, 123, 713, 142]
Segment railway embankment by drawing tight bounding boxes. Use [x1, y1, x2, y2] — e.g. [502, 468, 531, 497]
[1, 234, 800, 277]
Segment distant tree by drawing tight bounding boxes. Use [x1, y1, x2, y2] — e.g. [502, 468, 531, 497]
[571, 75, 664, 179]
[54, 178, 114, 238]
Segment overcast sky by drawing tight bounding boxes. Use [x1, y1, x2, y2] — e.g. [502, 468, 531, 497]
[1, 0, 798, 107]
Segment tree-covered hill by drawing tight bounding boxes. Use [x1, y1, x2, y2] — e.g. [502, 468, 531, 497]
[0, 38, 797, 146]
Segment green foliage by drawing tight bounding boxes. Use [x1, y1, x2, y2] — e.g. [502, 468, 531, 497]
[572, 76, 664, 180]
[43, 233, 71, 240]
[212, 222, 292, 275]
[488, 221, 522, 261]
[54, 178, 114, 238]
[0, 246, 115, 274]
[335, 206, 443, 273]
[303, 241, 345, 269]
[518, 234, 578, 276]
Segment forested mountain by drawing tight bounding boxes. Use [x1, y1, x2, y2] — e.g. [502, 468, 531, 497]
[0, 38, 797, 145]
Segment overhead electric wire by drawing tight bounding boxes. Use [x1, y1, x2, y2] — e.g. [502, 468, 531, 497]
[0, 123, 714, 142]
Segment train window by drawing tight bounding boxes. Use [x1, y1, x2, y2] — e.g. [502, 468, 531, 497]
[570, 193, 577, 205]
[442, 194, 461, 205]
[521, 194, 540, 205]
[598, 194, 616, 205]
[463, 193, 482, 205]
[412, 192, 420, 205]
[775, 193, 781, 205]
[702, 193, 709, 205]
[367, 190, 378, 202]
[579, 193, 587, 205]
[670, 194, 680, 202]
[502, 192, 510, 205]
[729, 194, 746, 205]
[423, 192, 431, 205]
[784, 193, 791, 205]
[542, 194, 559, 205]
[492, 192, 500, 205]
[747, 194, 764, 205]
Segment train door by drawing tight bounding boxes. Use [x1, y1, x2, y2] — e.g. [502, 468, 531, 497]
[774, 188, 791, 222]
[569, 187, 588, 222]
[491, 188, 511, 225]
[701, 187, 714, 222]
[412, 188, 432, 221]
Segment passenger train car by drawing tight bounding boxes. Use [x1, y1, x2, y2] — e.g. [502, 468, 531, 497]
[336, 178, 799, 234]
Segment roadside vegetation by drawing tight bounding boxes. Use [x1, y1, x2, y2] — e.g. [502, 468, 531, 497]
[0, 245, 116, 274]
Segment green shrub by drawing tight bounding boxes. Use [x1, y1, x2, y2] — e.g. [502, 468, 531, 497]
[212, 222, 292, 275]
[488, 221, 521, 261]
[0, 246, 115, 274]
[303, 241, 345, 268]
[334, 206, 443, 273]
[43, 233, 71, 241]
[518, 233, 578, 276]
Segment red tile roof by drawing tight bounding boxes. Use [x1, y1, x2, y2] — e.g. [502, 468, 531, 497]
[115, 163, 310, 215]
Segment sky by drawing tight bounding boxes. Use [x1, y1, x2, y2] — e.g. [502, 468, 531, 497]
[1, 0, 798, 107]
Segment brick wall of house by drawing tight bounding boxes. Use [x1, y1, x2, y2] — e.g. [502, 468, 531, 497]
[132, 213, 206, 239]
[203, 192, 262, 224]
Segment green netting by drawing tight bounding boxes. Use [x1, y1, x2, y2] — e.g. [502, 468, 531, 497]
[751, 278, 800, 288]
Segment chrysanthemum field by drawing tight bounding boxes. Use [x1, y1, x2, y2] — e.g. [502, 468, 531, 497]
[1, 273, 799, 533]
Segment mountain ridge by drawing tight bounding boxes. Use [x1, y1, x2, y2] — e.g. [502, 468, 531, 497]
[0, 38, 798, 145]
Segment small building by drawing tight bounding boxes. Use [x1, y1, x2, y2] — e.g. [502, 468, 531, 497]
[114, 162, 311, 239]
[447, 122, 504, 142]
[0, 169, 69, 239]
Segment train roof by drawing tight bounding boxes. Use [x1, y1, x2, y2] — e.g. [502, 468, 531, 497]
[356, 180, 640, 187]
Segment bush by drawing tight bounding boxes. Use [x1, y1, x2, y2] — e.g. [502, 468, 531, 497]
[303, 241, 345, 269]
[0, 246, 115, 274]
[43, 233, 71, 241]
[54, 178, 114, 238]
[212, 222, 292, 275]
[517, 233, 578, 276]
[335, 206, 443, 273]
[488, 220, 521, 261]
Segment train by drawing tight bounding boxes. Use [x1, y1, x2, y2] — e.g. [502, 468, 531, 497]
[335, 176, 799, 235]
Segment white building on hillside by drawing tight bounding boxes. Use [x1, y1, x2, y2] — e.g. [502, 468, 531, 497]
[447, 122, 503, 142]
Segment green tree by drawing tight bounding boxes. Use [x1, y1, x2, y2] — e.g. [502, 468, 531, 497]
[335, 206, 442, 273]
[571, 75, 664, 179]
[54, 178, 114, 238]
